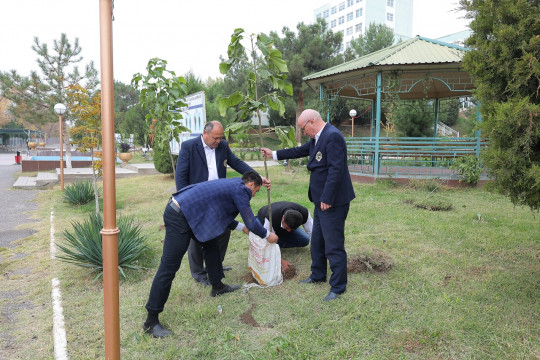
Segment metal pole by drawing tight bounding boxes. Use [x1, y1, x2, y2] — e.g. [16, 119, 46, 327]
[59, 114, 64, 190]
[351, 116, 355, 138]
[99, 1, 120, 359]
[374, 71, 382, 176]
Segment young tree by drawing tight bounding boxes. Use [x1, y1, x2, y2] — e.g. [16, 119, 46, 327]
[220, 28, 293, 223]
[67, 84, 102, 216]
[350, 23, 395, 58]
[132, 58, 189, 177]
[460, 0, 540, 210]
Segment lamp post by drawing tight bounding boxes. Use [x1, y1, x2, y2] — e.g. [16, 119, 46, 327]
[54, 103, 66, 190]
[349, 109, 357, 138]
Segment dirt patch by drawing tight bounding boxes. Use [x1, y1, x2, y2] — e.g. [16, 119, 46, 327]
[241, 259, 297, 284]
[240, 294, 274, 328]
[404, 198, 452, 211]
[240, 303, 259, 327]
[347, 249, 394, 273]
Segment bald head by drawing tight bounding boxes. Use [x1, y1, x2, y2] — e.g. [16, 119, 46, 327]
[298, 109, 325, 138]
[202, 121, 224, 149]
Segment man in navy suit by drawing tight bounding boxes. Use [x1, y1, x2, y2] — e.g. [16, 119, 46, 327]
[144, 171, 279, 338]
[261, 109, 355, 302]
[176, 121, 269, 286]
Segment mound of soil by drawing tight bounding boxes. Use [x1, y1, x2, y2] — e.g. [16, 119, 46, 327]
[347, 249, 394, 273]
[241, 258, 297, 284]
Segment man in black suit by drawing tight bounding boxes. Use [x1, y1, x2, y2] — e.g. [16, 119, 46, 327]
[176, 121, 269, 286]
[257, 201, 312, 248]
[261, 109, 355, 302]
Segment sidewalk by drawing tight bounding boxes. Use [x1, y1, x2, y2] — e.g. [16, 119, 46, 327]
[0, 152, 280, 189]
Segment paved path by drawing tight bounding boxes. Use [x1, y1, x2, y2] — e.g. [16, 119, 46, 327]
[0, 154, 39, 248]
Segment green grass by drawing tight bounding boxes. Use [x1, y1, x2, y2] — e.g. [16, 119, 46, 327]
[3, 167, 540, 359]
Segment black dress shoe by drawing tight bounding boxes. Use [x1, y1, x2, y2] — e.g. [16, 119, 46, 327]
[323, 292, 341, 302]
[298, 277, 326, 284]
[211, 284, 241, 297]
[222, 266, 232, 271]
[143, 322, 173, 338]
[195, 278, 211, 286]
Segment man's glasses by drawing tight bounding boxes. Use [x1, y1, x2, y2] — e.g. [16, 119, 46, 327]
[300, 120, 311, 132]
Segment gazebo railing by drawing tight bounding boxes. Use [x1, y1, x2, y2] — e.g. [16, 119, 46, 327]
[346, 137, 487, 178]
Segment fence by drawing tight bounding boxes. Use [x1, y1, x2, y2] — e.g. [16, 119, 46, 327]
[346, 137, 487, 178]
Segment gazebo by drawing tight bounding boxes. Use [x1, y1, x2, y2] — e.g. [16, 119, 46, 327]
[303, 36, 484, 183]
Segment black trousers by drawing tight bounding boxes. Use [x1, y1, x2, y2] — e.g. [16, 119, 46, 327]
[145, 203, 226, 314]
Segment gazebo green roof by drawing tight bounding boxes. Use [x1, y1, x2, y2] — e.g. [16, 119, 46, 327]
[304, 36, 473, 100]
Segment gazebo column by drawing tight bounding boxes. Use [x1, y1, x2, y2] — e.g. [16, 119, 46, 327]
[433, 98, 440, 137]
[374, 71, 382, 176]
[320, 85, 331, 122]
[371, 99, 376, 138]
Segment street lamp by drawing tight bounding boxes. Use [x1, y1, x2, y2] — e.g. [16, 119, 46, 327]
[54, 103, 66, 190]
[349, 109, 357, 138]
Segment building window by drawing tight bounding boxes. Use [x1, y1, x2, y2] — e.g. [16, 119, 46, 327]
[331, 6, 337, 14]
[339, 16, 345, 24]
[387, 12, 394, 21]
[323, 9, 329, 18]
[356, 8, 363, 17]
[387, 0, 394, 7]
[339, 2, 345, 11]
[347, 12, 353, 21]
[316, 13, 322, 19]
[331, 19, 337, 28]
[340, 43, 344, 52]
[346, 41, 351, 49]
[346, 27, 353, 35]
[356, 0, 362, 2]
[347, 0, 354, 6]
[355, 23, 362, 33]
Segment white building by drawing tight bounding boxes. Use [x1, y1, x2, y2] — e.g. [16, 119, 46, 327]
[314, 0, 413, 52]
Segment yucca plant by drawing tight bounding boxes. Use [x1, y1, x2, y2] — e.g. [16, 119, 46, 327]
[56, 213, 149, 281]
[63, 180, 99, 205]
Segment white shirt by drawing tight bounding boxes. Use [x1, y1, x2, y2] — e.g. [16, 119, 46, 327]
[201, 136, 218, 181]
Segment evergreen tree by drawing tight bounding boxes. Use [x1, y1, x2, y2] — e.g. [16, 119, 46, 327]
[460, 0, 540, 210]
[270, 19, 343, 141]
[393, 100, 434, 137]
[0, 33, 98, 126]
[350, 23, 395, 58]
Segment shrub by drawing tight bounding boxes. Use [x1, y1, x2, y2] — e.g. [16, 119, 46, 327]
[56, 213, 149, 281]
[64, 180, 98, 205]
[120, 142, 130, 152]
[153, 139, 177, 174]
[450, 155, 482, 185]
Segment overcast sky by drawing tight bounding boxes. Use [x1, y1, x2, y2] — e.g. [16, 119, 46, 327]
[0, 0, 469, 85]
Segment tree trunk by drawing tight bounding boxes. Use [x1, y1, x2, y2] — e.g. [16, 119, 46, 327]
[90, 148, 100, 217]
[168, 136, 176, 188]
[295, 90, 304, 146]
[64, 123, 72, 168]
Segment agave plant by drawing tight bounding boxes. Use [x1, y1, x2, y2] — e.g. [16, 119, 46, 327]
[63, 180, 99, 205]
[56, 213, 149, 281]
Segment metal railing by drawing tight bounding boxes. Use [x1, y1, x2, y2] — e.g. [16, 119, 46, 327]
[346, 136, 487, 178]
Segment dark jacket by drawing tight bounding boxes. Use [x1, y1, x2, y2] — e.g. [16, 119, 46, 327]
[175, 136, 254, 191]
[257, 202, 309, 238]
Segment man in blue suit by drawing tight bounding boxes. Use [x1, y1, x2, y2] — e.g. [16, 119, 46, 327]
[144, 171, 279, 338]
[261, 109, 355, 302]
[176, 121, 269, 286]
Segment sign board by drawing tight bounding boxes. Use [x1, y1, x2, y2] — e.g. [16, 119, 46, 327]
[170, 91, 206, 155]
